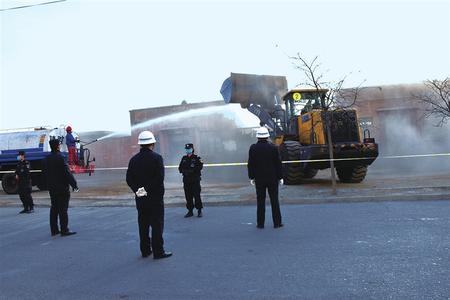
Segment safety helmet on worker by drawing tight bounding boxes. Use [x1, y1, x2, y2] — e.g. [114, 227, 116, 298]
[138, 131, 156, 145]
[256, 127, 270, 139]
[66, 126, 72, 133]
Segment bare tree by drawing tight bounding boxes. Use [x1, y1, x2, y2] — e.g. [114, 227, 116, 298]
[289, 53, 365, 110]
[414, 78, 450, 127]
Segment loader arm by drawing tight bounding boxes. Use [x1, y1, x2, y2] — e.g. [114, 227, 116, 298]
[220, 72, 287, 134]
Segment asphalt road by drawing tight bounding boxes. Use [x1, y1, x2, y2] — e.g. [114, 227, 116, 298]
[1, 201, 449, 300]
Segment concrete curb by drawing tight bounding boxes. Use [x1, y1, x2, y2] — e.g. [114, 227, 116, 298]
[1, 192, 449, 208]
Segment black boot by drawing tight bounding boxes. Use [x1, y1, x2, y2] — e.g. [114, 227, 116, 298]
[197, 209, 202, 217]
[184, 210, 194, 218]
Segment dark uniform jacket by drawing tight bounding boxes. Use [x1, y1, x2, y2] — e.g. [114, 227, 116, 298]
[43, 152, 78, 192]
[15, 160, 32, 190]
[126, 148, 165, 199]
[248, 140, 283, 184]
[178, 154, 203, 183]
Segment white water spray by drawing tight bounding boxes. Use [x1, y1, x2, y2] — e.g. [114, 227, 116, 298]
[96, 130, 131, 141]
[131, 104, 259, 132]
[91, 104, 259, 142]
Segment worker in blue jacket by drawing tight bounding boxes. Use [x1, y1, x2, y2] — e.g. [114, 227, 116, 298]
[65, 126, 78, 164]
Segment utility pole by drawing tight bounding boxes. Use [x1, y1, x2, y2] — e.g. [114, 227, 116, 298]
[325, 114, 337, 195]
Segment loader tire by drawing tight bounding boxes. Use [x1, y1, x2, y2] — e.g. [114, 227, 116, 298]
[336, 165, 367, 183]
[279, 141, 303, 185]
[1, 173, 19, 194]
[303, 168, 318, 179]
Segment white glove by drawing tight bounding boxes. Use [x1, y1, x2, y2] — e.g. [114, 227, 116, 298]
[250, 179, 255, 186]
[279, 179, 284, 186]
[73, 187, 80, 193]
[135, 187, 148, 197]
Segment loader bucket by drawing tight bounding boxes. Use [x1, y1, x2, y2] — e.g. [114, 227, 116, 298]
[220, 73, 287, 110]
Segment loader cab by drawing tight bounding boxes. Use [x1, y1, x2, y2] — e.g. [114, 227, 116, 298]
[282, 89, 328, 136]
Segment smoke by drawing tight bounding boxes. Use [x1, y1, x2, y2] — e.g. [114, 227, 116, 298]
[371, 113, 450, 175]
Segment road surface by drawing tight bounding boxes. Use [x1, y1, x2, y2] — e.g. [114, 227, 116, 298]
[1, 200, 449, 299]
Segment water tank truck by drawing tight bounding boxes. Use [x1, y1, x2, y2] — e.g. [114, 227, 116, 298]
[0, 126, 96, 194]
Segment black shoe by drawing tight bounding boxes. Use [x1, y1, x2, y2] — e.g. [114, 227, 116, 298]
[197, 209, 202, 218]
[256, 225, 264, 229]
[142, 250, 153, 258]
[184, 211, 194, 218]
[51, 230, 61, 236]
[26, 209, 34, 213]
[61, 231, 77, 236]
[154, 251, 172, 259]
[274, 223, 284, 228]
[19, 209, 28, 214]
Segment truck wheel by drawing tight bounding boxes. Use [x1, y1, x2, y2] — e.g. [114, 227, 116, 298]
[303, 168, 318, 179]
[1, 173, 19, 194]
[36, 180, 47, 191]
[34, 174, 47, 191]
[279, 141, 304, 185]
[336, 165, 367, 183]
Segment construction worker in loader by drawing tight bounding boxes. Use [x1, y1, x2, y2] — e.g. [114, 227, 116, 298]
[247, 127, 284, 229]
[15, 151, 34, 214]
[179, 143, 204, 218]
[126, 131, 172, 259]
[65, 126, 78, 165]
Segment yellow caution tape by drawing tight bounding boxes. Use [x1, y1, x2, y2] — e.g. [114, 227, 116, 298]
[1, 153, 449, 174]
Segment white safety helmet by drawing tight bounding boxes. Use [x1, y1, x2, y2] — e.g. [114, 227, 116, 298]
[256, 127, 270, 139]
[138, 131, 156, 145]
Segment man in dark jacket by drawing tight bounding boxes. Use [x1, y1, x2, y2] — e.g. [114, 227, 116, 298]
[126, 131, 172, 259]
[15, 151, 34, 213]
[247, 127, 284, 229]
[43, 139, 78, 237]
[178, 143, 204, 218]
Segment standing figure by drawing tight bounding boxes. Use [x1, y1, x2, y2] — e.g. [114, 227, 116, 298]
[178, 143, 204, 218]
[43, 139, 78, 237]
[126, 131, 172, 259]
[15, 151, 34, 213]
[247, 127, 284, 229]
[65, 126, 78, 165]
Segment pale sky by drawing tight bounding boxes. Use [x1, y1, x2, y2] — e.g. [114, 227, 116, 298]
[1, 0, 449, 132]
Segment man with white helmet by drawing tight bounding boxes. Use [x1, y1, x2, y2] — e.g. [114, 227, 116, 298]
[247, 126, 284, 229]
[126, 131, 172, 259]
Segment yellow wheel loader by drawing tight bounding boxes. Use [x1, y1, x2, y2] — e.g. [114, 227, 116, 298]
[220, 73, 379, 184]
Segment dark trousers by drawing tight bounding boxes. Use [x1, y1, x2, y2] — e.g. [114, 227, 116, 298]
[255, 181, 282, 227]
[49, 190, 70, 234]
[136, 199, 164, 256]
[183, 181, 202, 211]
[18, 188, 34, 210]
